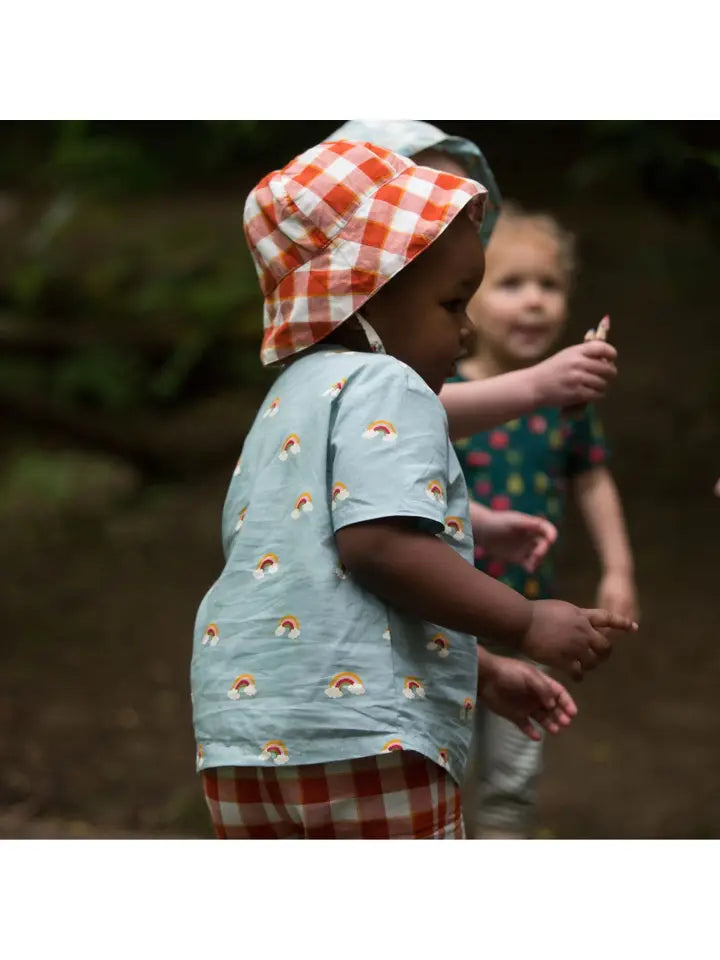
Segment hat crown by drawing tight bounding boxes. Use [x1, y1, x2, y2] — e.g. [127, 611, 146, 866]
[244, 141, 413, 296]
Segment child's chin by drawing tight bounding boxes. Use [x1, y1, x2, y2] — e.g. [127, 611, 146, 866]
[509, 342, 551, 366]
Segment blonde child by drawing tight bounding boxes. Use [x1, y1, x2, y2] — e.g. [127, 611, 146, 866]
[454, 204, 639, 838]
[191, 140, 636, 840]
[331, 120, 619, 575]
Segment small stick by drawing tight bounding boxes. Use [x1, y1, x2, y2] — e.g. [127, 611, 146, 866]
[564, 315, 612, 418]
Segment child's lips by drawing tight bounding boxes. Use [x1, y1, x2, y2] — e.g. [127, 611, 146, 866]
[512, 325, 552, 346]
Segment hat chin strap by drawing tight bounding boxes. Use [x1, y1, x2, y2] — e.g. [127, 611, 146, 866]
[355, 310, 386, 355]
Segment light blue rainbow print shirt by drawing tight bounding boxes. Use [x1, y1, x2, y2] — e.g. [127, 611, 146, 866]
[191, 348, 478, 784]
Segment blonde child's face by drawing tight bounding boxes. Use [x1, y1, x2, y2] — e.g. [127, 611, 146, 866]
[467, 223, 568, 368]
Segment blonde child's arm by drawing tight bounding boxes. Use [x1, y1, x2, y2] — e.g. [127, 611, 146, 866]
[440, 340, 618, 440]
[572, 466, 639, 621]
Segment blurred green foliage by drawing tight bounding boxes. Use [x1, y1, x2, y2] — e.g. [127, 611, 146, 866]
[0, 121, 716, 421]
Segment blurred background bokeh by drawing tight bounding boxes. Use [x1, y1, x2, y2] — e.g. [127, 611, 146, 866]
[1, 120, 718, 838]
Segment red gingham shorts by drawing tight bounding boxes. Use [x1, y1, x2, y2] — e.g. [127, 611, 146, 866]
[201, 750, 464, 839]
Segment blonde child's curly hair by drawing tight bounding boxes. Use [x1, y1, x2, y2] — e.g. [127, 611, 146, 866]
[493, 200, 577, 288]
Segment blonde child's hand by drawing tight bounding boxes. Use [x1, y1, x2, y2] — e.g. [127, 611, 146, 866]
[596, 570, 639, 622]
[477, 652, 578, 741]
[531, 340, 617, 410]
[473, 508, 558, 572]
[519, 599, 638, 681]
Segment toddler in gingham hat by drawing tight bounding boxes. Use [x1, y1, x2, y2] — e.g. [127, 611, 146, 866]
[190, 139, 636, 840]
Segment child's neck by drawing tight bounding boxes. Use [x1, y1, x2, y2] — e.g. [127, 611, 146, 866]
[458, 350, 517, 382]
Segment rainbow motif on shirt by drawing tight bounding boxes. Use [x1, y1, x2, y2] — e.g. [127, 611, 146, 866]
[362, 420, 398, 442]
[444, 516, 465, 541]
[322, 379, 346, 398]
[438, 749, 450, 769]
[382, 626, 391, 641]
[253, 552, 279, 580]
[403, 676, 426, 700]
[196, 744, 204, 768]
[227, 673, 257, 699]
[331, 482, 350, 509]
[201, 622, 220, 647]
[233, 456, 242, 477]
[325, 671, 366, 698]
[278, 434, 301, 461]
[381, 739, 404, 753]
[263, 396, 281, 419]
[425, 480, 445, 505]
[426, 633, 450, 659]
[274, 615, 301, 640]
[258, 740, 289, 764]
[461, 697, 474, 721]
[291, 492, 313, 520]
[335, 561, 348, 580]
[235, 506, 247, 532]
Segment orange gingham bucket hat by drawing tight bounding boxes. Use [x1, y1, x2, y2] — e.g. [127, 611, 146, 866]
[243, 139, 488, 366]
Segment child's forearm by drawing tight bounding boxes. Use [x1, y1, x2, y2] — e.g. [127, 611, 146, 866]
[335, 519, 532, 645]
[469, 500, 493, 541]
[573, 466, 634, 574]
[440, 372, 536, 440]
[441, 341, 618, 440]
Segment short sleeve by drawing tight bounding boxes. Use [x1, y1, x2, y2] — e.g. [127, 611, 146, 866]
[328, 358, 451, 535]
[566, 404, 611, 477]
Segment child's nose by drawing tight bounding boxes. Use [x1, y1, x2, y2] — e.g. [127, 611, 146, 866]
[523, 283, 545, 308]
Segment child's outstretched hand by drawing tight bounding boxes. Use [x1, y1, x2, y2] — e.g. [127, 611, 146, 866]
[472, 504, 558, 572]
[477, 652, 578, 741]
[530, 317, 616, 410]
[519, 598, 638, 682]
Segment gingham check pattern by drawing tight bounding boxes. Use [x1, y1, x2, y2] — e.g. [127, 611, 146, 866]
[243, 139, 487, 366]
[202, 750, 464, 839]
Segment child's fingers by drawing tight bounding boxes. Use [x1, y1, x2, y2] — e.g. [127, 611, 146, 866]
[545, 678, 578, 717]
[581, 340, 617, 362]
[580, 373, 615, 397]
[581, 358, 618, 381]
[534, 516, 558, 544]
[584, 328, 596, 342]
[583, 609, 639, 633]
[539, 717, 560, 734]
[523, 540, 549, 571]
[567, 636, 606, 675]
[582, 356, 618, 376]
[515, 717, 542, 741]
[532, 705, 573, 734]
